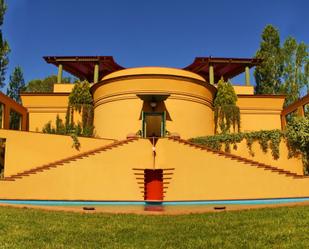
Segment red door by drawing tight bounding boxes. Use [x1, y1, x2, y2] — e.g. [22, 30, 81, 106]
[144, 169, 163, 200]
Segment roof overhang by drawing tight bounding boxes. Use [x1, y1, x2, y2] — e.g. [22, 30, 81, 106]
[43, 56, 124, 82]
[43, 56, 261, 84]
[183, 57, 261, 83]
[136, 94, 170, 102]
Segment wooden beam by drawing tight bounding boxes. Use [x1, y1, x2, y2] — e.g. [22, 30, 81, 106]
[282, 94, 309, 116]
[0, 91, 28, 131]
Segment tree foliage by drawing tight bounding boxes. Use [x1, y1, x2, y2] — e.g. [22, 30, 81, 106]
[280, 37, 309, 106]
[6, 66, 24, 130]
[26, 75, 56, 92]
[214, 77, 240, 134]
[286, 117, 309, 174]
[254, 25, 282, 94]
[42, 81, 94, 148]
[255, 25, 309, 106]
[0, 0, 9, 88]
[66, 81, 94, 137]
[25, 75, 73, 92]
[6, 66, 25, 103]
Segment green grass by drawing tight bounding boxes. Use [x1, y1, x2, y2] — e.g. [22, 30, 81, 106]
[0, 206, 309, 249]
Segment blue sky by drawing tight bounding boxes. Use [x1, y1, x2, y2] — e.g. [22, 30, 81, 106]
[4, 0, 309, 85]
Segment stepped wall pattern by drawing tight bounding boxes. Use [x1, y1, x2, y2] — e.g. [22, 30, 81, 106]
[155, 138, 309, 201]
[0, 136, 309, 201]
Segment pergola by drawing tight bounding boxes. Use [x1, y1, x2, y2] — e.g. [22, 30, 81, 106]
[183, 57, 261, 85]
[44, 56, 261, 85]
[43, 56, 124, 83]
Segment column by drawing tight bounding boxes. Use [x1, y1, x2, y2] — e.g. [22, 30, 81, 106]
[297, 106, 305, 117]
[93, 63, 99, 83]
[3, 105, 10, 129]
[281, 115, 287, 129]
[209, 65, 214, 85]
[57, 64, 63, 83]
[0, 104, 3, 128]
[21, 112, 28, 131]
[245, 66, 250, 86]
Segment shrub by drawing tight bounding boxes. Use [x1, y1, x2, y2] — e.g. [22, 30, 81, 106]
[286, 117, 309, 173]
[214, 78, 240, 134]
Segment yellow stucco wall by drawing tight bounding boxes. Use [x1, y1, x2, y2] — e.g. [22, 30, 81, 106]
[21, 93, 84, 132]
[237, 96, 285, 132]
[53, 84, 74, 93]
[0, 137, 308, 201]
[21, 68, 286, 138]
[233, 85, 254, 95]
[156, 139, 309, 201]
[21, 94, 69, 132]
[2, 68, 305, 202]
[0, 139, 153, 200]
[0, 129, 115, 176]
[220, 139, 303, 175]
[102, 67, 206, 82]
[92, 67, 216, 139]
[53, 83, 94, 93]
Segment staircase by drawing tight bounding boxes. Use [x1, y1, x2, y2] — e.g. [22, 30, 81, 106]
[1, 136, 308, 201]
[168, 137, 307, 179]
[2, 138, 138, 182]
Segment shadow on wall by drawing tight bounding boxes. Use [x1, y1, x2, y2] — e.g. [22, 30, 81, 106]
[139, 101, 172, 121]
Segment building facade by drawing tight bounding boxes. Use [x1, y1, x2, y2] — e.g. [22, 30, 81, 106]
[0, 56, 307, 203]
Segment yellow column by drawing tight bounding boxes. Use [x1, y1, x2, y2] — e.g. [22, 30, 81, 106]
[209, 65, 214, 85]
[93, 63, 99, 83]
[57, 64, 63, 83]
[245, 66, 250, 86]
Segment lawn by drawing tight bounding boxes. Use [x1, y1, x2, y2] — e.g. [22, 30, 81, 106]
[0, 206, 308, 249]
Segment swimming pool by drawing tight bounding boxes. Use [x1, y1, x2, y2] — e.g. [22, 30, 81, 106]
[1, 197, 309, 206]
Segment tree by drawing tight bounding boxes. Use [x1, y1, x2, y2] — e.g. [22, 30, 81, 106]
[26, 75, 57, 92]
[7, 66, 25, 103]
[254, 25, 283, 94]
[0, 0, 9, 88]
[214, 77, 240, 134]
[25, 75, 76, 92]
[286, 117, 309, 174]
[255, 25, 309, 107]
[42, 81, 94, 136]
[280, 37, 309, 106]
[6, 66, 25, 129]
[42, 81, 94, 149]
[66, 81, 94, 136]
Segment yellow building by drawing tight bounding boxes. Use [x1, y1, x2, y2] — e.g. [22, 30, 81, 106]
[0, 56, 308, 204]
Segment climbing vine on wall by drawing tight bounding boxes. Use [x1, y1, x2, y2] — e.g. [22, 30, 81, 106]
[190, 124, 309, 174]
[189, 130, 284, 160]
[42, 81, 94, 149]
[214, 77, 240, 134]
[285, 117, 309, 174]
[66, 81, 94, 137]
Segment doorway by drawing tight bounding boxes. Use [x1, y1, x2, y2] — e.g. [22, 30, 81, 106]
[142, 112, 166, 138]
[144, 169, 163, 201]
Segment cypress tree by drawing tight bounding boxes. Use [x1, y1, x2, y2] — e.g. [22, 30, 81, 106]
[254, 25, 282, 94]
[7, 66, 25, 103]
[280, 37, 309, 106]
[214, 77, 240, 134]
[0, 0, 9, 88]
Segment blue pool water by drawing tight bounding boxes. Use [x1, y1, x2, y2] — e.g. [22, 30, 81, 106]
[1, 197, 309, 207]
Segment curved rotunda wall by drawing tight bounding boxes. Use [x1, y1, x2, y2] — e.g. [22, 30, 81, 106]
[91, 67, 216, 139]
